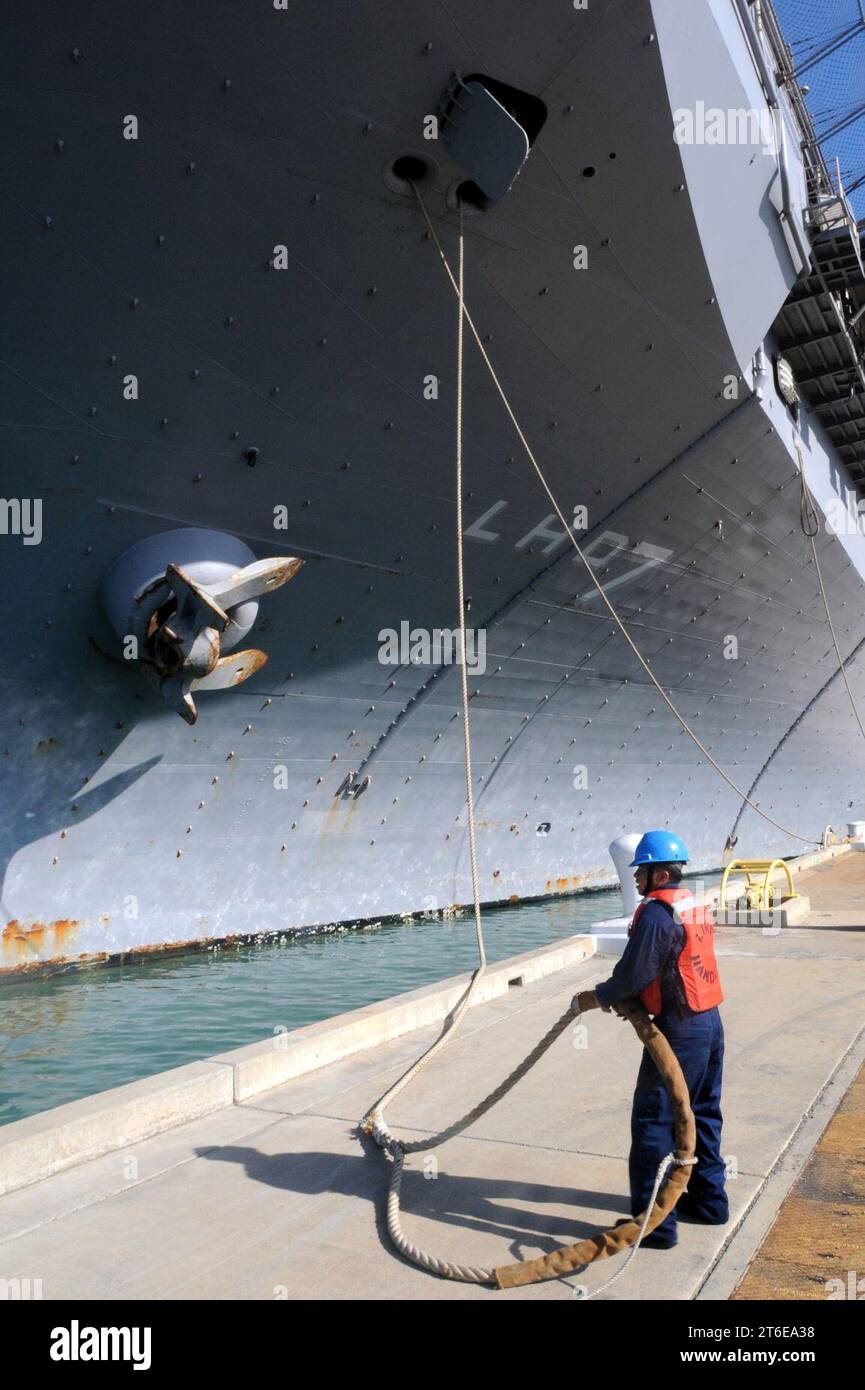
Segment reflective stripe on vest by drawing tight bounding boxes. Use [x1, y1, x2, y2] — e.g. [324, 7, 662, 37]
[628, 886, 724, 1015]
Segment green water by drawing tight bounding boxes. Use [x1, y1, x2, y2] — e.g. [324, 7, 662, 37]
[0, 889, 624, 1126]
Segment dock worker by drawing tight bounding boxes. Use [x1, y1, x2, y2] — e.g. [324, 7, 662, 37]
[594, 830, 729, 1249]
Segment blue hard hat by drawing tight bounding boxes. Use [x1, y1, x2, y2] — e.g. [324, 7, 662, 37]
[629, 830, 689, 867]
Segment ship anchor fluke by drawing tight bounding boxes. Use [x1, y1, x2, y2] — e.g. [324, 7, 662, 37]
[101, 528, 303, 723]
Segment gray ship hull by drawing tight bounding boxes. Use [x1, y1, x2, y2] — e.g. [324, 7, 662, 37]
[2, 0, 865, 971]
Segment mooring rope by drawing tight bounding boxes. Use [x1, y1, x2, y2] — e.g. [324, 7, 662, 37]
[383, 1005, 579, 1283]
[574, 1151, 680, 1300]
[410, 182, 820, 848]
[373, 992, 698, 1289]
[359, 197, 699, 1294]
[361, 178, 865, 1289]
[360, 202, 488, 1143]
[455, 199, 487, 974]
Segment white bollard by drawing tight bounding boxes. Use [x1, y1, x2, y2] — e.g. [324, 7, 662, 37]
[847, 821, 865, 851]
[609, 835, 643, 919]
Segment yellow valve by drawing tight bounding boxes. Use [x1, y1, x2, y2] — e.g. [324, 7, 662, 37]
[720, 858, 796, 912]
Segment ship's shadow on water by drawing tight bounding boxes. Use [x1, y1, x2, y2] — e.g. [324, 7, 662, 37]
[195, 1139, 626, 1264]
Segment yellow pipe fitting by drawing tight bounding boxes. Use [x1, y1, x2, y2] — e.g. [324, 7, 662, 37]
[719, 858, 796, 912]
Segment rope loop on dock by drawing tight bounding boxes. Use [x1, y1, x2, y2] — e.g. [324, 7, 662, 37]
[368, 993, 698, 1289]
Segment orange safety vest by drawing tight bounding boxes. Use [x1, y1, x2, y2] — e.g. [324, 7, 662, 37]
[628, 886, 724, 1016]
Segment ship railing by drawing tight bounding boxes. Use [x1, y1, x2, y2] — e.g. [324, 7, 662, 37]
[808, 168, 858, 240]
[732, 0, 814, 270]
[759, 0, 839, 214]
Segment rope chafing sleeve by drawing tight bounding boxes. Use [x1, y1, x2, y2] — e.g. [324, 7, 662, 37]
[375, 993, 697, 1288]
[493, 994, 697, 1289]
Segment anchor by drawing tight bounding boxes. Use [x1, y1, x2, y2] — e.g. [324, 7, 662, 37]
[101, 528, 303, 722]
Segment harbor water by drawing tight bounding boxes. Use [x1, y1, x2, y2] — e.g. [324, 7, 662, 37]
[0, 888, 628, 1126]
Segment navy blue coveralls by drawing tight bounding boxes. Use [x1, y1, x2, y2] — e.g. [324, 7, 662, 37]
[595, 898, 728, 1246]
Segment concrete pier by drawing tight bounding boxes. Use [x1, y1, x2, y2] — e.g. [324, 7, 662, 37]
[1, 851, 864, 1300]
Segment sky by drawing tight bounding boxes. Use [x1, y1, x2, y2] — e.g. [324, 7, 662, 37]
[772, 0, 865, 218]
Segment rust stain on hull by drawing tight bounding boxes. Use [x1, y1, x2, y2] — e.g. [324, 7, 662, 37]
[0, 925, 309, 978]
[2, 917, 79, 942]
[0, 930, 214, 978]
[308, 791, 361, 876]
[53, 918, 79, 947]
[0, 864, 613, 977]
[544, 875, 587, 894]
[2, 917, 81, 966]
